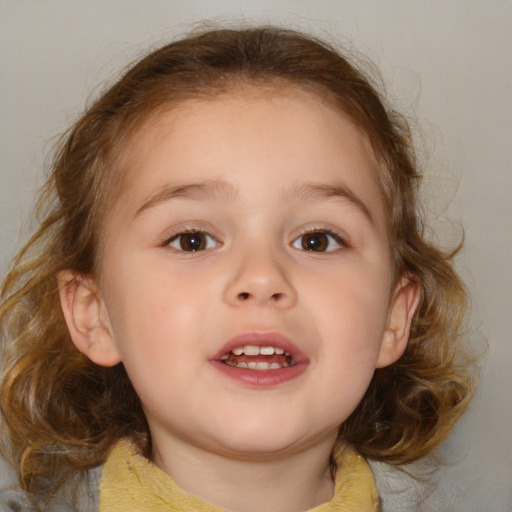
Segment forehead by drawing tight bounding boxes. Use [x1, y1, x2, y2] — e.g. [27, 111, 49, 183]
[112, 88, 386, 226]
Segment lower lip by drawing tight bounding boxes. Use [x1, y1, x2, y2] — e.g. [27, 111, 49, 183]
[209, 360, 308, 386]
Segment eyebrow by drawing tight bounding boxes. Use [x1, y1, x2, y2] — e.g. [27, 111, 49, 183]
[282, 182, 375, 224]
[135, 180, 237, 217]
[135, 178, 374, 224]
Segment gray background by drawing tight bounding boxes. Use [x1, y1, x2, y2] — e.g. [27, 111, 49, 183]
[1, 1, 511, 510]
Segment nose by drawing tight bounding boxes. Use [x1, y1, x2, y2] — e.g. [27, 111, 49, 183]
[222, 248, 297, 308]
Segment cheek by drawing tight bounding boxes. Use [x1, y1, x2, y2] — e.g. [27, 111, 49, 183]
[307, 262, 390, 333]
[304, 267, 391, 378]
[101, 255, 219, 368]
[103, 283, 200, 412]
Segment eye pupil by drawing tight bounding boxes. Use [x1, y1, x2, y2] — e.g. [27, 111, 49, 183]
[181, 233, 206, 251]
[302, 233, 328, 252]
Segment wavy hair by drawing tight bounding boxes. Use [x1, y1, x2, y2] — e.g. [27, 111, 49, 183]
[0, 26, 476, 498]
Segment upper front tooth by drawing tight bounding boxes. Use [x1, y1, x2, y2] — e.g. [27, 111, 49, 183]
[243, 345, 260, 356]
[231, 345, 287, 356]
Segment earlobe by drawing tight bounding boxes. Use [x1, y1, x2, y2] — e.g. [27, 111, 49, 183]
[57, 270, 122, 367]
[376, 277, 420, 369]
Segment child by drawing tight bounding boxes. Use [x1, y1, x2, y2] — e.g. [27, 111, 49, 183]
[0, 27, 475, 511]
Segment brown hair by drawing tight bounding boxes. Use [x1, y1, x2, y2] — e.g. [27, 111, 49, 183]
[0, 26, 475, 497]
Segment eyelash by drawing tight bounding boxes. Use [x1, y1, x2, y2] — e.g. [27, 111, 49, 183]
[163, 227, 348, 254]
[164, 229, 221, 252]
[291, 228, 348, 253]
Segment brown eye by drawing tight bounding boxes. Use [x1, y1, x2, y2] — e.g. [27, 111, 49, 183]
[168, 232, 219, 252]
[291, 230, 346, 252]
[180, 233, 206, 251]
[301, 233, 328, 252]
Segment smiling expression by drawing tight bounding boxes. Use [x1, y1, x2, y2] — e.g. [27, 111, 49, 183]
[62, 88, 416, 464]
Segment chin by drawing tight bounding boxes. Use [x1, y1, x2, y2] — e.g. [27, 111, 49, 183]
[209, 421, 316, 459]
[218, 438, 302, 459]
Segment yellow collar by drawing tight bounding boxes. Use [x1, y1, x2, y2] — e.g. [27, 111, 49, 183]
[100, 439, 380, 511]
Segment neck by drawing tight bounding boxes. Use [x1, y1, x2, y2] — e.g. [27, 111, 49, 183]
[151, 433, 337, 512]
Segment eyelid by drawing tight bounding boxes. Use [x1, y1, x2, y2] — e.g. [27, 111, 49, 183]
[160, 223, 222, 251]
[290, 226, 350, 252]
[168, 231, 220, 251]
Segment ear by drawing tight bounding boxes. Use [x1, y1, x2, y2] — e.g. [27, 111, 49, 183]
[57, 270, 122, 367]
[376, 277, 420, 369]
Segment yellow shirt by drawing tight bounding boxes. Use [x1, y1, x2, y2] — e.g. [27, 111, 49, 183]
[100, 439, 380, 511]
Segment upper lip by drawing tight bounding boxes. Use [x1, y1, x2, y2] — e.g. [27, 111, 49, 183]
[211, 332, 309, 363]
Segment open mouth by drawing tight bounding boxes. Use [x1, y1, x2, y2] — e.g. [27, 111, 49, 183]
[210, 333, 308, 385]
[219, 344, 296, 370]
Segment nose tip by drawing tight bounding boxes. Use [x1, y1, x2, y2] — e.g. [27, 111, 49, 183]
[224, 253, 297, 308]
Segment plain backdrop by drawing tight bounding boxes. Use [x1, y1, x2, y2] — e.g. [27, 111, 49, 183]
[1, 1, 511, 510]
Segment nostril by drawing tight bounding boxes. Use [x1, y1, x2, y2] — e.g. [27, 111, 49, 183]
[238, 292, 250, 301]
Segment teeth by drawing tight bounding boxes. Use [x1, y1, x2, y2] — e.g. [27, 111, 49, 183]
[224, 360, 280, 369]
[225, 361, 290, 370]
[228, 345, 290, 356]
[221, 344, 296, 370]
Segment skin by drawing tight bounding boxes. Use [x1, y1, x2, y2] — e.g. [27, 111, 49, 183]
[59, 89, 419, 512]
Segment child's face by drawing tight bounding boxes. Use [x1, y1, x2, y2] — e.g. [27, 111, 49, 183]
[64, 89, 417, 462]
